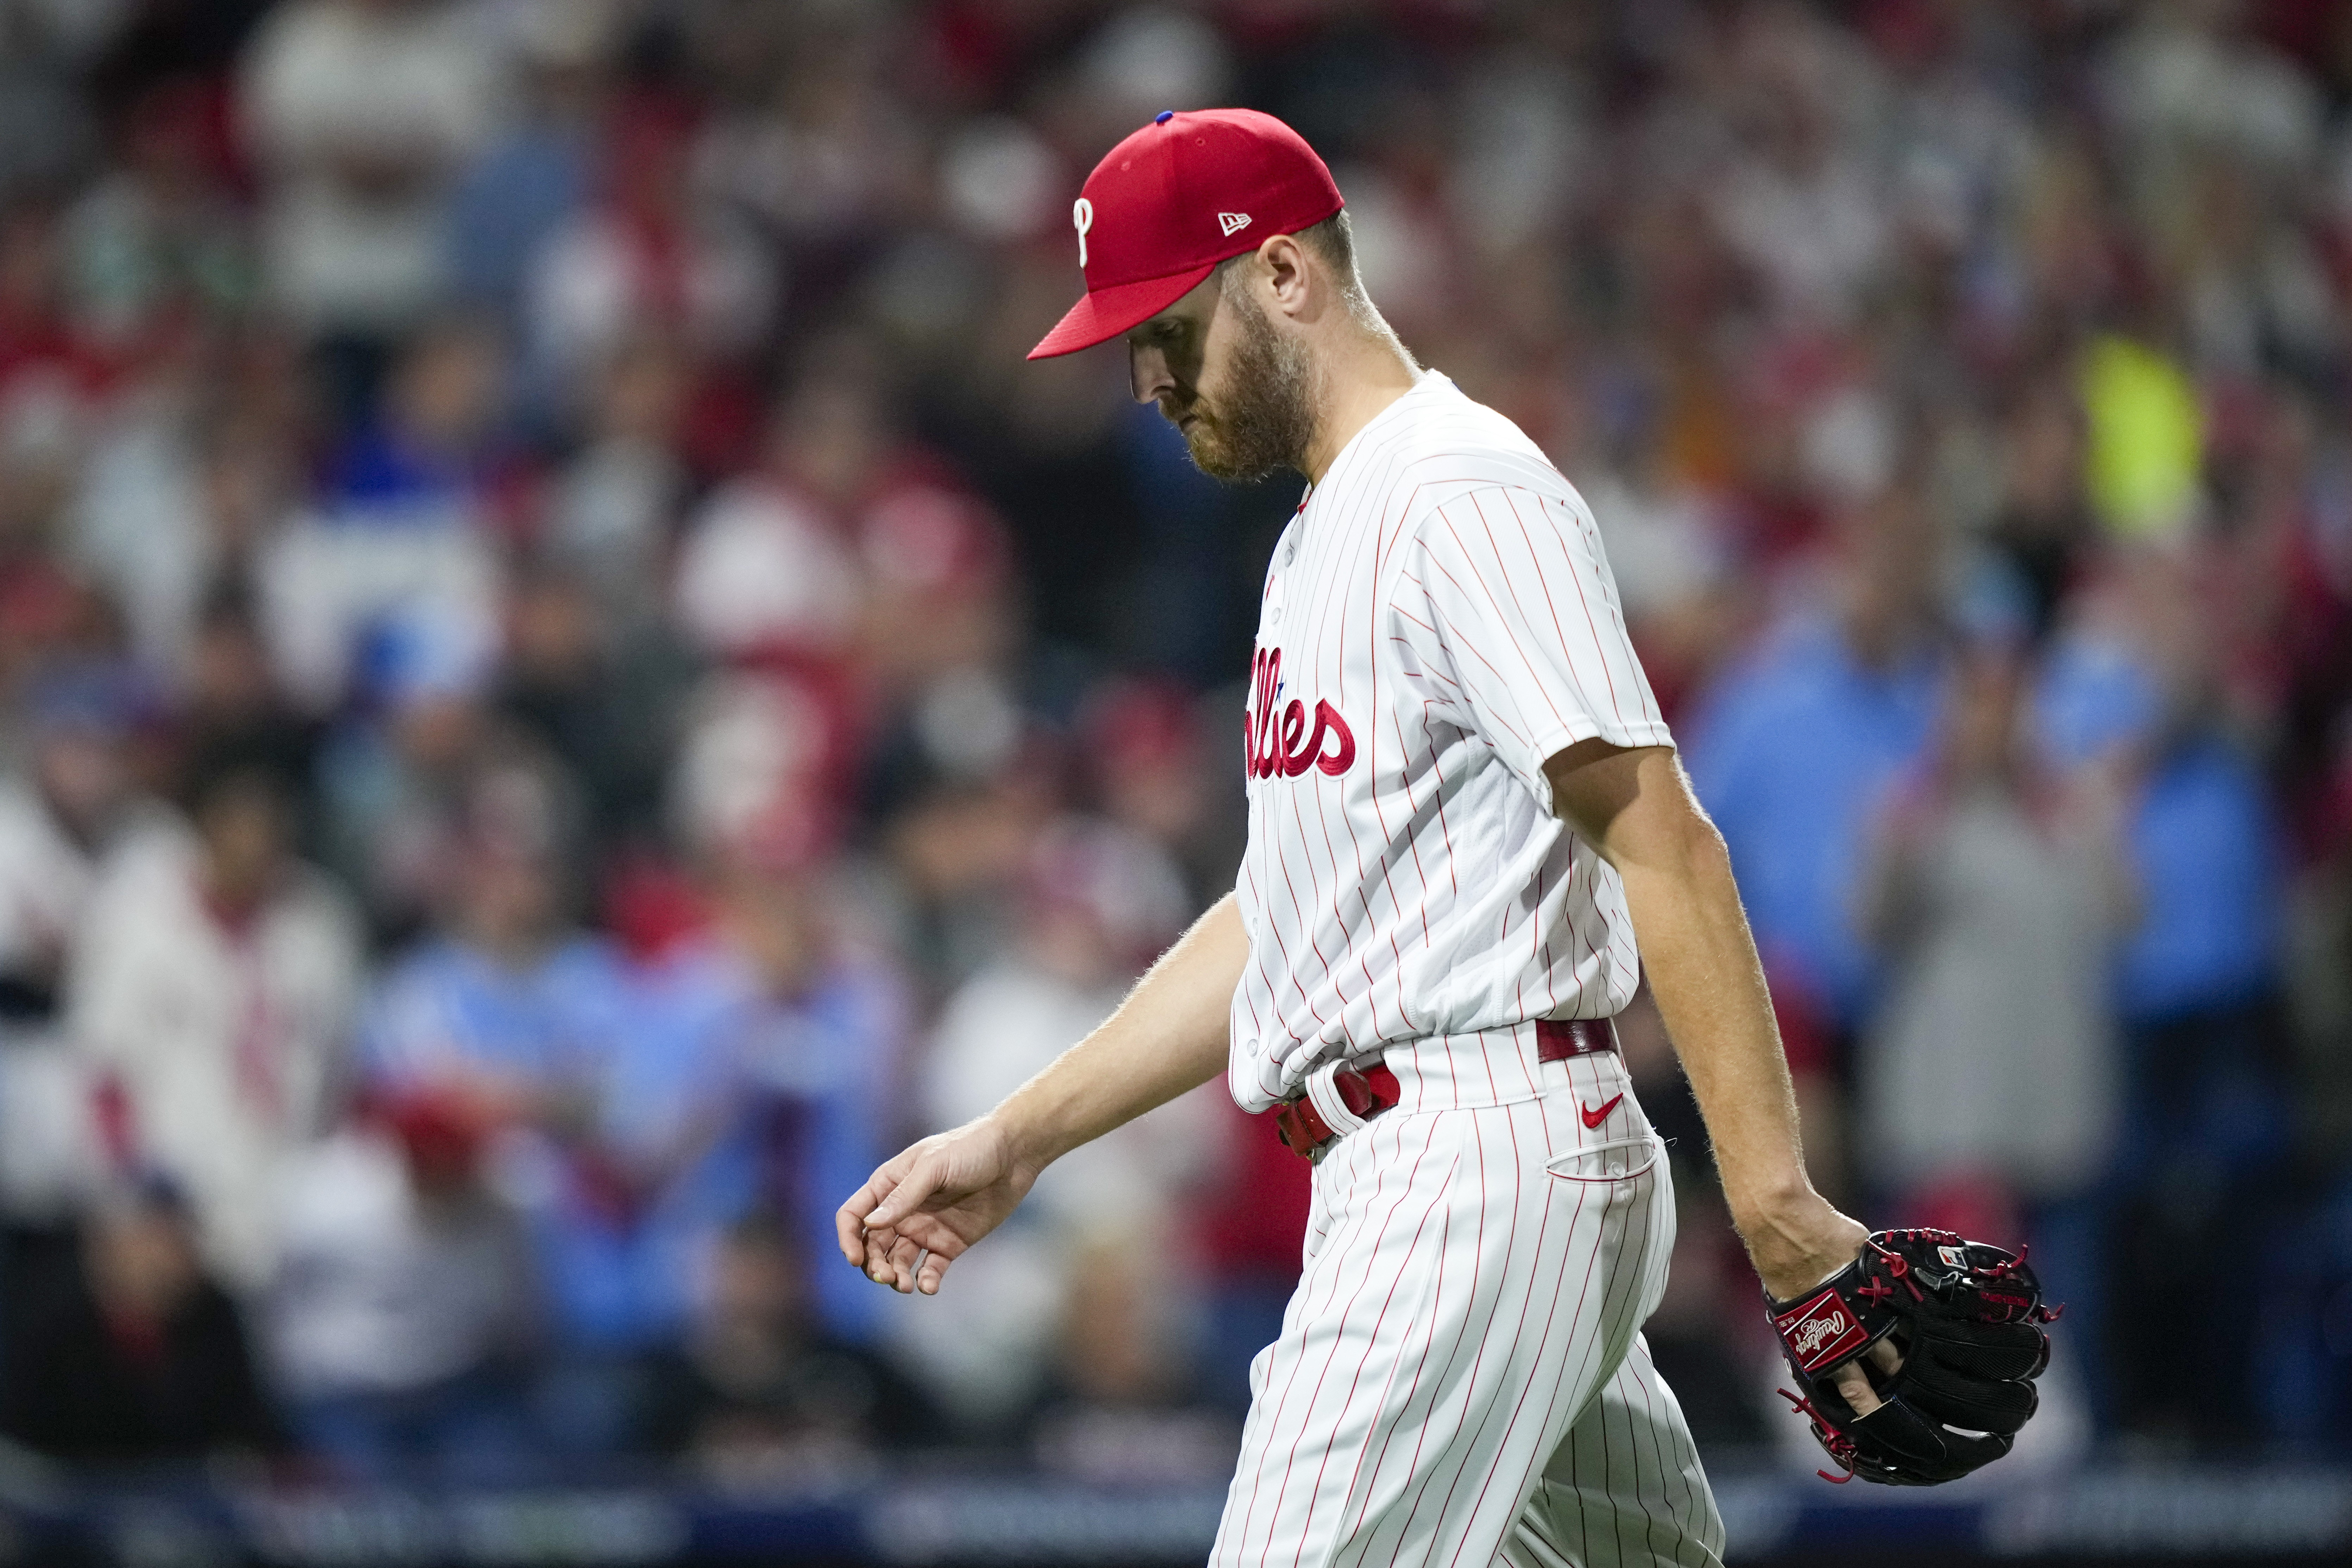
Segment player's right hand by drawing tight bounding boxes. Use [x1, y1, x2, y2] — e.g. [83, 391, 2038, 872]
[834, 1117, 1040, 1296]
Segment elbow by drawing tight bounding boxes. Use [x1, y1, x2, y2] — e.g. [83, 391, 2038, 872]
[1597, 792, 1732, 886]
[1654, 785, 1730, 875]
[1680, 813, 1736, 888]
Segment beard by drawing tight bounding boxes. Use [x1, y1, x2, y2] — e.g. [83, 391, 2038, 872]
[1164, 286, 1316, 482]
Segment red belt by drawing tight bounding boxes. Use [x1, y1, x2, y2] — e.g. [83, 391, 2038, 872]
[1273, 1017, 1619, 1160]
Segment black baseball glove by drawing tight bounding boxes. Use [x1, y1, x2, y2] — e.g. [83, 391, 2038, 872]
[1766, 1227, 2059, 1486]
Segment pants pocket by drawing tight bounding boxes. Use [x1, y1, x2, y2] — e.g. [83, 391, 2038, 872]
[1542, 1132, 1663, 1184]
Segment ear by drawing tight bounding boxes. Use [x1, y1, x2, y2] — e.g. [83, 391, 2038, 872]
[1257, 233, 1313, 321]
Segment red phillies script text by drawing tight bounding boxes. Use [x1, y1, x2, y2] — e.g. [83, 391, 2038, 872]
[1247, 648, 1356, 780]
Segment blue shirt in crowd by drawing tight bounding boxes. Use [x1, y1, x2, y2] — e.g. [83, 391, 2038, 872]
[364, 930, 906, 1352]
[1682, 615, 1944, 1028]
[2036, 636, 2281, 1023]
[612, 943, 907, 1346]
[363, 934, 634, 1094]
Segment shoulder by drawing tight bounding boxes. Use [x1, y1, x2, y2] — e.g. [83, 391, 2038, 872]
[1370, 381, 1591, 545]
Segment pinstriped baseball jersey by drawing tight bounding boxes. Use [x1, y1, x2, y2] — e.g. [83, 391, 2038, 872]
[1230, 371, 1674, 1113]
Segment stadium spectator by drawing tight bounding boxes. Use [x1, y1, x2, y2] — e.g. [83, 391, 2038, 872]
[671, 357, 882, 667]
[70, 401, 299, 684]
[240, 0, 507, 402]
[2039, 548, 2294, 1448]
[495, 558, 697, 853]
[1072, 677, 1235, 914]
[311, 610, 497, 945]
[444, 2, 604, 324]
[535, 334, 691, 622]
[0, 1175, 279, 1464]
[0, 665, 161, 1021]
[1856, 642, 2133, 1212]
[1855, 638, 2134, 1430]
[1681, 482, 1950, 1199]
[268, 1085, 538, 1477]
[613, 848, 910, 1355]
[0, 0, 2342, 1492]
[258, 320, 507, 715]
[353, 747, 683, 1451]
[522, 88, 773, 459]
[641, 1209, 937, 1476]
[66, 746, 362, 1294]
[59, 76, 253, 353]
[905, 816, 1202, 1430]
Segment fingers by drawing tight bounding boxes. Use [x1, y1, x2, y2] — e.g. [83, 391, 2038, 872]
[861, 1230, 933, 1295]
[835, 1175, 888, 1266]
[1827, 1337, 1902, 1418]
[866, 1213, 966, 1292]
[860, 1221, 900, 1285]
[883, 1235, 924, 1293]
[840, 1130, 1003, 1296]
[838, 1143, 930, 1271]
[865, 1150, 946, 1232]
[1831, 1359, 1883, 1418]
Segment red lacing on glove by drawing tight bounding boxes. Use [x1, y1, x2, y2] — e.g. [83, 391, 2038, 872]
[1943, 1240, 2066, 1321]
[1776, 1387, 1858, 1484]
[1877, 1226, 1966, 1247]
[1867, 1237, 1927, 1301]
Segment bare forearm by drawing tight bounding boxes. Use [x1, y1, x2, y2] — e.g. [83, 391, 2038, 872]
[992, 891, 1245, 1170]
[1548, 743, 1860, 1298]
[1614, 830, 1813, 1227]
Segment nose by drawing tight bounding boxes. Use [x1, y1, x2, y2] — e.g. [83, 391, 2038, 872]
[1129, 341, 1173, 405]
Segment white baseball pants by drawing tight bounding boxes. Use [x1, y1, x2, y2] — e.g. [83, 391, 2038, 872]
[1212, 1029, 1726, 1568]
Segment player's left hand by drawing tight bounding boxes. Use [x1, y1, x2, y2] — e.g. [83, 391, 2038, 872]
[1741, 1194, 1868, 1307]
[1767, 1228, 2057, 1485]
[1741, 1198, 1893, 1413]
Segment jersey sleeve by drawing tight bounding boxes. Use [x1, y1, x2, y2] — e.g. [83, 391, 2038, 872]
[1390, 483, 1674, 809]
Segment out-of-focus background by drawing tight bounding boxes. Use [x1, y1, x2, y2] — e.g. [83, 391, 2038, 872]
[0, 0, 2346, 1563]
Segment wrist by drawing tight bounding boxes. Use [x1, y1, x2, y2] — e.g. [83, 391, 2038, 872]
[1723, 1171, 1819, 1238]
[983, 1099, 1065, 1178]
[1739, 1195, 1869, 1303]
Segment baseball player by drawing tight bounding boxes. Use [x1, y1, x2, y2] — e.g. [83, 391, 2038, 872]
[838, 109, 2030, 1566]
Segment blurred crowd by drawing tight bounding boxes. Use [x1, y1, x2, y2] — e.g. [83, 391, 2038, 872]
[0, 0, 2349, 1485]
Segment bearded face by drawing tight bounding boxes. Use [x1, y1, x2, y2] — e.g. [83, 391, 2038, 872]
[1156, 273, 1317, 483]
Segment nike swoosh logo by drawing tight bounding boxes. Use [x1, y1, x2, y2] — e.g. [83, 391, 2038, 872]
[1580, 1094, 1625, 1129]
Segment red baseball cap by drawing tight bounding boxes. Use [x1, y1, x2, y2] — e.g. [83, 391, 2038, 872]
[1027, 108, 1344, 360]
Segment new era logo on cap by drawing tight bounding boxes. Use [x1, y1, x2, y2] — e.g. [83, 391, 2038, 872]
[1028, 109, 1344, 359]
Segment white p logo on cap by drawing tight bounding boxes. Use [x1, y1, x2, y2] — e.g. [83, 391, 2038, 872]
[1073, 197, 1094, 269]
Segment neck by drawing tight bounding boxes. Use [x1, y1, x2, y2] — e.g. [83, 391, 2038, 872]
[1300, 330, 1419, 483]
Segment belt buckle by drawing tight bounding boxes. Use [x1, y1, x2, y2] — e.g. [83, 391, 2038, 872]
[1274, 1095, 1333, 1162]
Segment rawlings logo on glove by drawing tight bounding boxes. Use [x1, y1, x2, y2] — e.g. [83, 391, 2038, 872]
[1767, 1228, 2060, 1486]
[1774, 1289, 1869, 1372]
